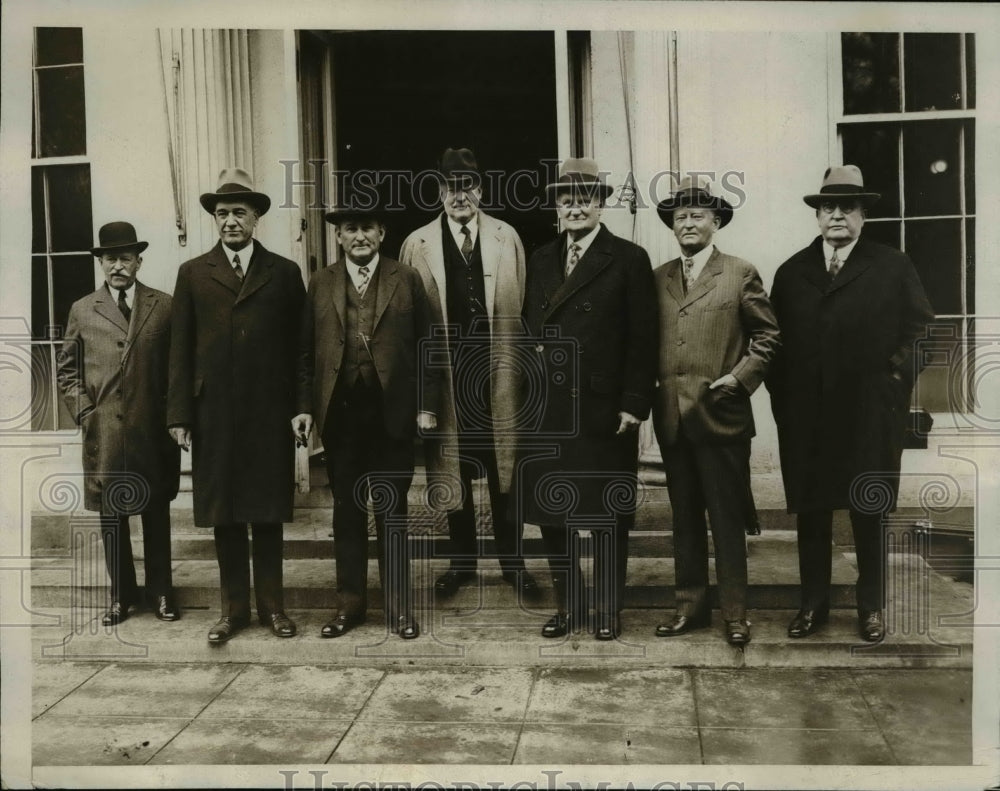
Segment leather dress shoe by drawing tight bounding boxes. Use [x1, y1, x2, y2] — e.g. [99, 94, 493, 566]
[655, 612, 710, 637]
[787, 606, 829, 638]
[434, 568, 477, 597]
[260, 611, 297, 638]
[595, 614, 622, 641]
[207, 615, 248, 644]
[725, 619, 751, 646]
[320, 612, 365, 638]
[154, 595, 180, 622]
[394, 614, 420, 639]
[101, 600, 131, 626]
[541, 612, 583, 638]
[502, 569, 540, 596]
[858, 610, 885, 643]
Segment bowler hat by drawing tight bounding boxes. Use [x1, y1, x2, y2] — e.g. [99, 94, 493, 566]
[656, 175, 734, 229]
[803, 165, 880, 208]
[199, 167, 271, 216]
[437, 147, 481, 189]
[324, 180, 390, 225]
[90, 221, 149, 256]
[546, 158, 614, 199]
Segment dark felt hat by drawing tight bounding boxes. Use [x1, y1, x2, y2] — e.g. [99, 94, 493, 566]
[656, 175, 734, 229]
[199, 167, 271, 216]
[437, 147, 482, 188]
[90, 221, 149, 256]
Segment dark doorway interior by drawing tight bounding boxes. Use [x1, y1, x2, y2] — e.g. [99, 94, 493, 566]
[331, 31, 559, 258]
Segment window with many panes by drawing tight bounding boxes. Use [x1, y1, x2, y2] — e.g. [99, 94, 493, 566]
[837, 32, 975, 412]
[31, 27, 95, 430]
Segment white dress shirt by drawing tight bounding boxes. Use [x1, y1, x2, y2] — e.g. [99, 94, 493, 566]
[346, 254, 380, 292]
[447, 214, 479, 253]
[222, 239, 255, 273]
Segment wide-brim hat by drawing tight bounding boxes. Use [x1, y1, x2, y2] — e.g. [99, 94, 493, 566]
[323, 182, 391, 225]
[90, 221, 149, 256]
[803, 164, 880, 208]
[656, 175, 734, 229]
[199, 167, 271, 216]
[436, 147, 482, 189]
[546, 157, 614, 198]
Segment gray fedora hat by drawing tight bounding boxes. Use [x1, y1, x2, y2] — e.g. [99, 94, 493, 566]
[803, 165, 880, 208]
[199, 167, 272, 216]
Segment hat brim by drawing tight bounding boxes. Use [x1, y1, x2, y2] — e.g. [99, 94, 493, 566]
[803, 192, 880, 209]
[90, 240, 149, 256]
[546, 180, 615, 198]
[200, 191, 272, 216]
[323, 208, 388, 225]
[656, 196, 734, 229]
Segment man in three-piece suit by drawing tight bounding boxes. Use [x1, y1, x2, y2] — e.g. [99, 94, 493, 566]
[651, 177, 781, 647]
[57, 222, 181, 626]
[293, 197, 440, 640]
[168, 168, 305, 644]
[768, 165, 934, 643]
[399, 147, 538, 599]
[516, 158, 658, 641]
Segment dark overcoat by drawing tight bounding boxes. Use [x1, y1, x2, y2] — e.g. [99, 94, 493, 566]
[514, 224, 658, 526]
[57, 282, 180, 514]
[167, 241, 305, 526]
[767, 236, 934, 513]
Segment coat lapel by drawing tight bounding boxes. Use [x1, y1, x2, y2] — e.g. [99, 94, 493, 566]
[235, 243, 273, 304]
[680, 248, 722, 309]
[827, 238, 875, 294]
[329, 260, 347, 330]
[93, 286, 129, 334]
[123, 282, 156, 360]
[545, 226, 613, 318]
[800, 238, 833, 294]
[373, 258, 399, 331]
[207, 241, 242, 296]
[663, 259, 686, 305]
[418, 218, 448, 324]
[478, 212, 501, 321]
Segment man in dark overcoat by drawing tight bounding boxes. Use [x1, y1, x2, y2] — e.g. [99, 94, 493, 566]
[57, 221, 180, 626]
[515, 158, 658, 641]
[293, 197, 440, 640]
[651, 177, 780, 646]
[168, 168, 305, 643]
[768, 165, 934, 642]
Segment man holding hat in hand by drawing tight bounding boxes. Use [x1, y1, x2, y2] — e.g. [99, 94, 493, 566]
[294, 191, 440, 640]
[651, 176, 780, 647]
[168, 168, 305, 644]
[768, 165, 933, 643]
[57, 221, 181, 626]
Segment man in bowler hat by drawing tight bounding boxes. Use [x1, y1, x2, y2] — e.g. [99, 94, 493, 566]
[57, 221, 181, 625]
[168, 168, 305, 643]
[768, 165, 934, 642]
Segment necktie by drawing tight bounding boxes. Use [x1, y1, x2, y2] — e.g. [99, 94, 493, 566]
[828, 250, 842, 280]
[566, 243, 581, 278]
[117, 289, 131, 323]
[233, 253, 245, 282]
[356, 265, 371, 298]
[460, 225, 473, 262]
[682, 258, 695, 294]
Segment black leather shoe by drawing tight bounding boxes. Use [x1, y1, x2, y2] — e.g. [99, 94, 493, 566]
[595, 614, 622, 641]
[859, 610, 885, 643]
[435, 568, 476, 597]
[541, 612, 584, 638]
[502, 569, 541, 597]
[207, 615, 248, 644]
[154, 595, 180, 622]
[260, 611, 297, 638]
[321, 612, 365, 638]
[725, 619, 751, 646]
[395, 614, 420, 640]
[101, 600, 131, 626]
[788, 606, 829, 638]
[655, 612, 710, 637]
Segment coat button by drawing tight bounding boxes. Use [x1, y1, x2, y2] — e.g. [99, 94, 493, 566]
[535, 344, 544, 353]
[679, 311, 687, 318]
[117, 341, 124, 348]
[569, 388, 578, 397]
[676, 339, 684, 346]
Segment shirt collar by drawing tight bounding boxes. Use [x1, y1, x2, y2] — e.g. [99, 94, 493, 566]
[567, 223, 602, 260]
[106, 281, 136, 304]
[683, 243, 715, 270]
[823, 237, 859, 263]
[346, 254, 380, 277]
[223, 240, 255, 266]
[447, 214, 478, 246]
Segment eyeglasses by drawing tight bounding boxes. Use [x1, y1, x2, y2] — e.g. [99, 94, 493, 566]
[818, 201, 862, 215]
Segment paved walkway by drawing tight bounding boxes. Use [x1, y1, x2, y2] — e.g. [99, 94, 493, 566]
[32, 660, 970, 766]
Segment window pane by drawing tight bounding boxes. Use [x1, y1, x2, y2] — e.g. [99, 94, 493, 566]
[36, 66, 87, 157]
[964, 120, 975, 213]
[902, 120, 962, 217]
[32, 168, 47, 253]
[842, 33, 900, 114]
[841, 123, 900, 217]
[904, 33, 963, 112]
[46, 165, 93, 252]
[965, 218, 975, 314]
[861, 219, 900, 249]
[34, 27, 83, 67]
[965, 34, 975, 109]
[906, 219, 963, 315]
[31, 256, 51, 340]
[52, 255, 95, 337]
[913, 318, 970, 413]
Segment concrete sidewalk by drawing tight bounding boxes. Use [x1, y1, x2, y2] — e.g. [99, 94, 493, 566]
[32, 660, 971, 766]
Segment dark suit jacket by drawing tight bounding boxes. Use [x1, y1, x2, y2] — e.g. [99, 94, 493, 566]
[652, 248, 780, 446]
[167, 240, 305, 527]
[296, 256, 441, 441]
[767, 236, 934, 513]
[57, 281, 180, 513]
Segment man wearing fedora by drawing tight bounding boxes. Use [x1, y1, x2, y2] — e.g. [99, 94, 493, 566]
[168, 168, 305, 643]
[293, 196, 440, 640]
[399, 147, 538, 600]
[57, 222, 181, 625]
[651, 176, 780, 647]
[516, 158, 657, 640]
[767, 165, 933, 642]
